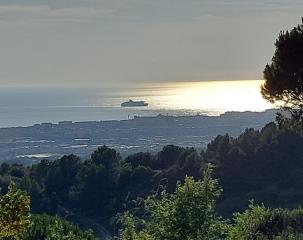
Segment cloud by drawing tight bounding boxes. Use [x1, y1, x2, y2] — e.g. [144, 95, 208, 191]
[0, 0, 303, 86]
[0, 4, 113, 23]
[1, 1, 301, 25]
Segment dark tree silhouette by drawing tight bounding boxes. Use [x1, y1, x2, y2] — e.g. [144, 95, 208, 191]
[262, 18, 303, 111]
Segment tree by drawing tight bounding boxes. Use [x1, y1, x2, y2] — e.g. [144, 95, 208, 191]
[229, 203, 303, 240]
[118, 213, 153, 240]
[118, 164, 228, 240]
[228, 203, 270, 240]
[22, 214, 94, 240]
[91, 146, 121, 168]
[0, 183, 30, 239]
[261, 18, 303, 132]
[262, 18, 303, 110]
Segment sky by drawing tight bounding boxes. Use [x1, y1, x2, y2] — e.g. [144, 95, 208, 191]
[1, 0, 303, 87]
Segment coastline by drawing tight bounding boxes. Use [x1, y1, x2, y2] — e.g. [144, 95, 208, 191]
[0, 109, 276, 164]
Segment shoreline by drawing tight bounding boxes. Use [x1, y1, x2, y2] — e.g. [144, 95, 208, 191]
[1, 108, 276, 129]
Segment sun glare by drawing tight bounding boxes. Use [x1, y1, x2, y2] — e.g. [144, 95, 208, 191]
[143, 80, 273, 112]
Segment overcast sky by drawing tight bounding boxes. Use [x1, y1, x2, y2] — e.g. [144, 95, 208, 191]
[1, 0, 303, 86]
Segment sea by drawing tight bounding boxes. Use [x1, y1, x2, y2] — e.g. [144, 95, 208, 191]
[0, 80, 273, 128]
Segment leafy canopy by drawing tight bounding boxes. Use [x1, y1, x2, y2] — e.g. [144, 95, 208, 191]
[262, 18, 303, 109]
[22, 214, 94, 240]
[118, 164, 229, 240]
[0, 184, 30, 239]
[229, 203, 303, 240]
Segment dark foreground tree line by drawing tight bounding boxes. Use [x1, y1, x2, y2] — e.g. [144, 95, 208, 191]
[118, 165, 303, 240]
[0, 184, 94, 239]
[3, 163, 303, 239]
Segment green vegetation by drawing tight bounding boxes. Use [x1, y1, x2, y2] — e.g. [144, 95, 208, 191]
[262, 18, 303, 109]
[0, 184, 30, 239]
[118, 165, 303, 240]
[119, 165, 228, 240]
[22, 214, 94, 240]
[0, 184, 93, 240]
[229, 204, 303, 240]
[4, 162, 303, 240]
[262, 18, 303, 133]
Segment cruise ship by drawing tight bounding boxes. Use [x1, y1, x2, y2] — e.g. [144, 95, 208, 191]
[121, 100, 148, 107]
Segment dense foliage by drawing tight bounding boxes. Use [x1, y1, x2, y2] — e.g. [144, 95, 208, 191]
[118, 165, 303, 240]
[0, 184, 30, 239]
[0, 186, 94, 240]
[204, 122, 303, 216]
[229, 203, 303, 240]
[261, 18, 303, 132]
[119, 165, 228, 240]
[0, 144, 204, 232]
[3, 159, 303, 240]
[262, 18, 303, 109]
[22, 214, 94, 240]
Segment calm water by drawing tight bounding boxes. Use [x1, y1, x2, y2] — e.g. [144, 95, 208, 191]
[0, 81, 272, 127]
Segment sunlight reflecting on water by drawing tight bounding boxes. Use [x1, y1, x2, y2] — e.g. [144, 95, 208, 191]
[128, 80, 273, 112]
[0, 80, 274, 127]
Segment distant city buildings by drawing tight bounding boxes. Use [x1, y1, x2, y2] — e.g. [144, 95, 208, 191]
[0, 110, 275, 165]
